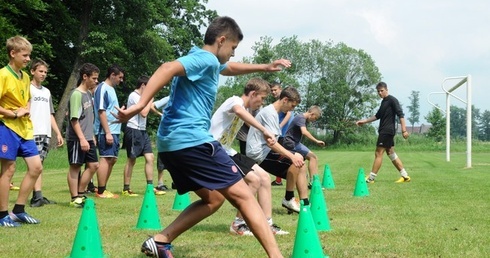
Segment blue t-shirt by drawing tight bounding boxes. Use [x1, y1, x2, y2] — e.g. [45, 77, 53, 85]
[93, 81, 121, 134]
[157, 46, 227, 152]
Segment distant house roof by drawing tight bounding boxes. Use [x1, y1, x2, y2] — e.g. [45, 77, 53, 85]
[397, 124, 432, 134]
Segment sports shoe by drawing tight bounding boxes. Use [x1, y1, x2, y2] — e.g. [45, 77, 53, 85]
[30, 196, 57, 207]
[282, 197, 300, 213]
[122, 190, 139, 197]
[365, 177, 375, 184]
[154, 188, 166, 196]
[270, 224, 289, 235]
[0, 214, 21, 227]
[9, 183, 19, 191]
[156, 185, 169, 191]
[230, 221, 254, 236]
[9, 212, 40, 224]
[96, 190, 119, 199]
[141, 237, 174, 258]
[271, 180, 283, 186]
[70, 196, 85, 208]
[395, 176, 411, 183]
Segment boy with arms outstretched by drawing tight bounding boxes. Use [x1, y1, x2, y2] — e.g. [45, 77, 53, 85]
[0, 36, 42, 227]
[210, 77, 288, 236]
[115, 16, 288, 258]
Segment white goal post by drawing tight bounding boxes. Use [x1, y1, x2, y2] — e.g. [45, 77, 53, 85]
[428, 75, 472, 168]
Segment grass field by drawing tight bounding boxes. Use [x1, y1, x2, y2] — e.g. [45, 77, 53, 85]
[2, 147, 490, 257]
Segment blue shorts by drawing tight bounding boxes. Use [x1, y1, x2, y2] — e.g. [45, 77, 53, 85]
[160, 141, 243, 195]
[97, 134, 120, 158]
[293, 143, 310, 158]
[0, 122, 38, 160]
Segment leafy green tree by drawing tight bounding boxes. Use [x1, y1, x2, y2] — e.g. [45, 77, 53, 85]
[220, 36, 382, 144]
[426, 106, 446, 141]
[478, 110, 490, 141]
[407, 90, 420, 132]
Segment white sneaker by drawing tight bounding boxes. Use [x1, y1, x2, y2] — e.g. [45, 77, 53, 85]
[270, 224, 289, 235]
[282, 197, 300, 213]
[229, 221, 254, 236]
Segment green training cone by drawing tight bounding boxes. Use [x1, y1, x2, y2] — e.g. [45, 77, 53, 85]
[309, 175, 331, 231]
[353, 168, 369, 197]
[292, 201, 329, 258]
[136, 184, 162, 230]
[68, 198, 106, 258]
[321, 164, 335, 189]
[172, 192, 191, 211]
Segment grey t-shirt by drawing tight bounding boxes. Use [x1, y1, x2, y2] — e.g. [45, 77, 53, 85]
[283, 113, 306, 150]
[246, 104, 281, 163]
[66, 89, 94, 141]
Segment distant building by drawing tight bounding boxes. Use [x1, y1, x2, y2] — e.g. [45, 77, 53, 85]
[398, 124, 432, 134]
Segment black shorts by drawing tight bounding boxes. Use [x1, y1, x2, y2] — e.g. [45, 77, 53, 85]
[67, 140, 98, 165]
[376, 134, 395, 148]
[258, 150, 294, 179]
[160, 141, 243, 195]
[124, 127, 153, 158]
[157, 152, 165, 171]
[231, 153, 256, 177]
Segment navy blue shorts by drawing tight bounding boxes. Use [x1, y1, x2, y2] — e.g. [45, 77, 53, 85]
[0, 122, 38, 160]
[377, 134, 395, 148]
[160, 141, 243, 195]
[259, 150, 294, 179]
[97, 134, 120, 158]
[123, 127, 152, 158]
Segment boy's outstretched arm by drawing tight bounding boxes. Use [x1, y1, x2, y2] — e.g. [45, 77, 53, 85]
[233, 105, 276, 146]
[221, 59, 291, 76]
[301, 126, 325, 146]
[114, 61, 185, 122]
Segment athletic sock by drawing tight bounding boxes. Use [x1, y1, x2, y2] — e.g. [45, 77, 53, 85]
[123, 184, 130, 191]
[369, 172, 377, 180]
[400, 169, 408, 177]
[146, 180, 153, 185]
[98, 186, 106, 194]
[301, 198, 310, 206]
[12, 204, 25, 214]
[285, 191, 294, 201]
[267, 217, 273, 226]
[0, 211, 8, 218]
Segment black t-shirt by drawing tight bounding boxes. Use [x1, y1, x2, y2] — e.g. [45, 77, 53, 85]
[375, 95, 404, 135]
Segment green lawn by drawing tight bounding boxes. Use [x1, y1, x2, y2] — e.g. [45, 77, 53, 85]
[3, 148, 490, 257]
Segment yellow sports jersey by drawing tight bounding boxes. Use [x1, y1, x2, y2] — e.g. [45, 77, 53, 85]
[0, 66, 33, 139]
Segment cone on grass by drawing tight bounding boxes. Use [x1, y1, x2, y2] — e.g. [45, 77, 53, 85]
[321, 164, 335, 189]
[172, 192, 191, 211]
[136, 184, 162, 230]
[309, 175, 331, 231]
[353, 168, 369, 197]
[292, 200, 329, 258]
[68, 198, 106, 258]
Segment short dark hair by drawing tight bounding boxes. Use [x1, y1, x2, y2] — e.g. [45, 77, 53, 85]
[135, 75, 150, 89]
[204, 16, 243, 45]
[79, 63, 100, 78]
[270, 81, 282, 89]
[105, 64, 125, 79]
[279, 86, 301, 104]
[376, 81, 388, 90]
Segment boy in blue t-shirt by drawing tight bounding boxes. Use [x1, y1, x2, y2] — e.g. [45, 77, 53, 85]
[115, 16, 290, 258]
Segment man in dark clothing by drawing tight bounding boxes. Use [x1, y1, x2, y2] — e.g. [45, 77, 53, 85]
[356, 82, 411, 183]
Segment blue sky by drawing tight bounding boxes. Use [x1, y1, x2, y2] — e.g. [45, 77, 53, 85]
[206, 0, 490, 124]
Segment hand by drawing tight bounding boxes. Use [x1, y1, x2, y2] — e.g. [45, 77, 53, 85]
[291, 152, 305, 168]
[105, 133, 114, 145]
[56, 134, 64, 147]
[111, 105, 132, 123]
[317, 140, 325, 147]
[355, 120, 364, 126]
[402, 131, 409, 139]
[16, 107, 30, 118]
[262, 130, 277, 147]
[80, 139, 89, 152]
[265, 59, 292, 72]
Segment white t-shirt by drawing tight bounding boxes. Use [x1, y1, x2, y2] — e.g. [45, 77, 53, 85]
[246, 104, 281, 163]
[153, 96, 170, 112]
[209, 96, 245, 156]
[30, 84, 54, 137]
[126, 91, 147, 130]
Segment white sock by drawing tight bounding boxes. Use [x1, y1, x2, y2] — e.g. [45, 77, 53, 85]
[369, 172, 377, 180]
[400, 169, 408, 177]
[234, 217, 245, 225]
[267, 217, 273, 226]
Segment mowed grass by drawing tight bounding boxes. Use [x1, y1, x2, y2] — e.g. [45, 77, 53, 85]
[2, 147, 490, 258]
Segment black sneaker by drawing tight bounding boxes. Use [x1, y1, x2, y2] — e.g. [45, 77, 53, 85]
[141, 237, 174, 258]
[30, 197, 57, 207]
[156, 185, 169, 191]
